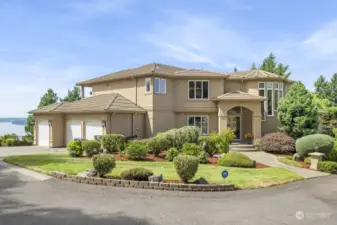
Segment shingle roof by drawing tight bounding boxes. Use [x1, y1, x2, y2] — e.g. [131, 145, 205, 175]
[174, 69, 229, 77]
[29, 93, 146, 114]
[213, 91, 267, 101]
[228, 70, 293, 83]
[76, 63, 185, 86]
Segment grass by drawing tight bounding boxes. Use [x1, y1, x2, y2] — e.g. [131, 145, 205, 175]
[4, 154, 303, 189]
[278, 157, 304, 168]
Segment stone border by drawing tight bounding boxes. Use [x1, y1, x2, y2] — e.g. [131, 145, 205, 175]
[50, 171, 236, 192]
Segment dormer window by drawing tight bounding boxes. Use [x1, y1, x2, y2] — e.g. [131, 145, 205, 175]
[189, 80, 209, 99]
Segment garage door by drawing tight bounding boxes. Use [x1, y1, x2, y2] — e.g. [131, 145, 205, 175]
[85, 120, 102, 140]
[38, 120, 50, 147]
[66, 120, 82, 144]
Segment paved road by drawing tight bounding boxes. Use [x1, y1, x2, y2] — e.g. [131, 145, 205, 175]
[0, 147, 337, 225]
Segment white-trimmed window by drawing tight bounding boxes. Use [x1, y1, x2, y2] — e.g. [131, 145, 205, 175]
[145, 78, 151, 93]
[267, 82, 273, 116]
[258, 82, 266, 120]
[187, 116, 208, 135]
[154, 78, 166, 94]
[189, 80, 209, 99]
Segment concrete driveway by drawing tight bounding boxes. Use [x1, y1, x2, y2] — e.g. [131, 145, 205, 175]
[0, 148, 336, 224]
[0, 146, 66, 157]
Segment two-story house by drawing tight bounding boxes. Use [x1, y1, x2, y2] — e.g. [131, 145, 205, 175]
[29, 63, 293, 147]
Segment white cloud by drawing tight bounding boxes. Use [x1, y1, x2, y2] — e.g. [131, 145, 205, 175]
[0, 61, 102, 117]
[67, 0, 134, 15]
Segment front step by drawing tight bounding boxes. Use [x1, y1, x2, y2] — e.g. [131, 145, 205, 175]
[229, 144, 258, 152]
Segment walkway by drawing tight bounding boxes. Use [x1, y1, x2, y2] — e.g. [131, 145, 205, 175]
[242, 151, 330, 178]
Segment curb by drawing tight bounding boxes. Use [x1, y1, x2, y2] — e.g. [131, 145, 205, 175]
[50, 171, 237, 192]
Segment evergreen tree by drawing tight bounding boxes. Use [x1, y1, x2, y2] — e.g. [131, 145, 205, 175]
[278, 82, 318, 139]
[314, 75, 330, 99]
[251, 63, 257, 70]
[233, 66, 238, 72]
[330, 73, 337, 104]
[251, 52, 291, 77]
[61, 86, 81, 102]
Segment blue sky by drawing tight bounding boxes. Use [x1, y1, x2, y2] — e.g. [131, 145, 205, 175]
[1, 0, 337, 117]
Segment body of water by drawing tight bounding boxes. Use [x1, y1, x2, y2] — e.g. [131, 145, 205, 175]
[0, 122, 26, 136]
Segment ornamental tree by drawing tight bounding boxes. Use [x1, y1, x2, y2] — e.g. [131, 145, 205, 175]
[278, 82, 318, 139]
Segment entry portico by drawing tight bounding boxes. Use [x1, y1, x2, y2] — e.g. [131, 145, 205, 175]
[214, 91, 266, 141]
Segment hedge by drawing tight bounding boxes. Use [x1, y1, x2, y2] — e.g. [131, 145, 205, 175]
[317, 161, 337, 174]
[296, 134, 334, 157]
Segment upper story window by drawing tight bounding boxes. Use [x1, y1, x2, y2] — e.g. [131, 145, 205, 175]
[189, 80, 209, 100]
[145, 78, 151, 93]
[259, 82, 285, 118]
[154, 78, 166, 94]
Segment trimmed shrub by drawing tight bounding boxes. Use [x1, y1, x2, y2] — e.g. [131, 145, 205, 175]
[198, 134, 217, 156]
[92, 154, 116, 177]
[102, 134, 125, 153]
[216, 129, 235, 153]
[120, 168, 154, 181]
[6, 138, 19, 146]
[182, 143, 200, 156]
[260, 132, 296, 153]
[1, 133, 18, 144]
[304, 157, 311, 165]
[147, 134, 169, 156]
[296, 134, 334, 157]
[253, 138, 261, 151]
[174, 155, 199, 183]
[66, 140, 83, 157]
[82, 140, 102, 157]
[198, 151, 209, 164]
[125, 141, 148, 160]
[165, 148, 180, 162]
[218, 152, 255, 168]
[162, 126, 200, 149]
[317, 161, 337, 174]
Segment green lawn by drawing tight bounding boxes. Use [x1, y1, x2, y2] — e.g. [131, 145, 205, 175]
[278, 157, 303, 168]
[4, 154, 303, 189]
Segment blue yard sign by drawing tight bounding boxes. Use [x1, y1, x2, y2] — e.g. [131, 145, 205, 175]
[221, 170, 229, 179]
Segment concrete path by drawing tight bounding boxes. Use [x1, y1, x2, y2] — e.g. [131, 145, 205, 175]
[0, 146, 66, 157]
[242, 151, 330, 178]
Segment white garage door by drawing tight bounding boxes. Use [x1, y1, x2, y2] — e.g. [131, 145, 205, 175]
[85, 120, 102, 140]
[66, 120, 82, 144]
[38, 120, 50, 147]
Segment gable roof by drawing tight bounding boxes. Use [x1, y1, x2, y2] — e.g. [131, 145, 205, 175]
[174, 69, 228, 77]
[228, 70, 293, 83]
[76, 63, 185, 86]
[29, 93, 146, 114]
[213, 91, 267, 101]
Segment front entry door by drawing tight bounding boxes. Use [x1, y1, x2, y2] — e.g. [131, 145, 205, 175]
[227, 115, 241, 140]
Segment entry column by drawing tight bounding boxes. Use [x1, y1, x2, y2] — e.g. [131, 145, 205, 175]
[252, 114, 262, 139]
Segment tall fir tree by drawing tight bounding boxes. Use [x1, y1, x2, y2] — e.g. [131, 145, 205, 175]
[330, 73, 337, 105]
[61, 86, 82, 102]
[251, 52, 291, 77]
[251, 63, 257, 70]
[278, 82, 318, 139]
[314, 75, 330, 99]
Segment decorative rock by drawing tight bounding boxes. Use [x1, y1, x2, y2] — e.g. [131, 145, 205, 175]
[292, 153, 303, 161]
[77, 168, 97, 177]
[149, 174, 163, 182]
[192, 177, 209, 184]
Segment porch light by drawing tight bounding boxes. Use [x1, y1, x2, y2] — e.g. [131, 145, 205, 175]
[101, 120, 107, 127]
[48, 120, 52, 126]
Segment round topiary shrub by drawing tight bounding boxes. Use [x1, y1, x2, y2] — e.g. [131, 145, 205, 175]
[101, 134, 125, 153]
[147, 135, 169, 156]
[317, 161, 337, 174]
[92, 154, 116, 177]
[173, 155, 199, 183]
[260, 132, 296, 153]
[66, 140, 83, 157]
[165, 148, 180, 162]
[125, 141, 148, 160]
[217, 152, 255, 168]
[82, 140, 102, 157]
[182, 143, 200, 156]
[296, 134, 334, 157]
[6, 138, 19, 146]
[120, 168, 154, 181]
[198, 134, 217, 156]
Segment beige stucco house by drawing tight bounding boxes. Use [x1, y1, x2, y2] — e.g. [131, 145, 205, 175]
[29, 63, 293, 147]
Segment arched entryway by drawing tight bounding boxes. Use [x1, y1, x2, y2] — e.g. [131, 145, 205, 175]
[227, 106, 253, 142]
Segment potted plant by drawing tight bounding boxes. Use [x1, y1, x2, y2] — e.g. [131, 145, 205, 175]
[244, 132, 253, 144]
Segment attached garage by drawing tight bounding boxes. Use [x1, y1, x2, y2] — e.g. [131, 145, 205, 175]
[37, 120, 50, 147]
[85, 120, 103, 140]
[66, 120, 82, 144]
